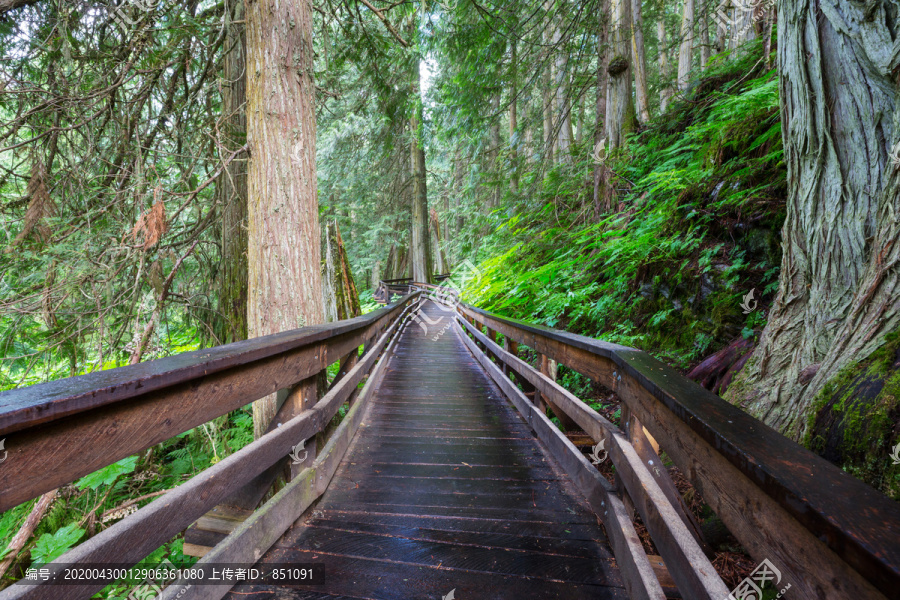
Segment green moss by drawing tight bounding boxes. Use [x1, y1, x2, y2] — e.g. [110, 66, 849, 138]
[804, 330, 900, 499]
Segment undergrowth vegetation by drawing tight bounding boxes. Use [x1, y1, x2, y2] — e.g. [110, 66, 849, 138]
[463, 41, 785, 370]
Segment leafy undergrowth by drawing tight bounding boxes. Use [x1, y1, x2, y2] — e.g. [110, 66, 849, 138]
[0, 409, 254, 596]
[463, 40, 785, 371]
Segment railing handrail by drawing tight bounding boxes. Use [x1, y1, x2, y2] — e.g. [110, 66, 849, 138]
[0, 293, 420, 514]
[0, 297, 411, 436]
[447, 298, 899, 598]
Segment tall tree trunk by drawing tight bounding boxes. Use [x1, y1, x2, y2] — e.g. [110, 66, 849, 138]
[593, 0, 610, 218]
[410, 91, 432, 282]
[731, 0, 759, 50]
[322, 219, 361, 323]
[630, 0, 651, 123]
[715, 10, 727, 53]
[442, 190, 450, 250]
[658, 18, 674, 112]
[490, 93, 501, 205]
[605, 0, 636, 151]
[542, 4, 555, 162]
[553, 24, 573, 158]
[430, 208, 448, 274]
[575, 100, 584, 146]
[677, 0, 694, 91]
[216, 0, 248, 346]
[246, 0, 324, 438]
[509, 39, 519, 193]
[699, 0, 710, 69]
[725, 0, 900, 440]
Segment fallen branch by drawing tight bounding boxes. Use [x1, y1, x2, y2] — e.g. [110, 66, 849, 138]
[687, 336, 754, 395]
[0, 489, 57, 579]
[99, 489, 172, 523]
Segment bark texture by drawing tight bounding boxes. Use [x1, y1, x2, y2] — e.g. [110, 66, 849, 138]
[216, 0, 249, 346]
[246, 0, 324, 438]
[726, 0, 900, 439]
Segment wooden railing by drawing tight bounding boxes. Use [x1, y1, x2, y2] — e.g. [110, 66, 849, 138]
[373, 274, 450, 304]
[402, 281, 899, 600]
[0, 293, 421, 600]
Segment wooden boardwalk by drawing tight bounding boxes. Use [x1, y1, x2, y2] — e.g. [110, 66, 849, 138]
[225, 301, 626, 599]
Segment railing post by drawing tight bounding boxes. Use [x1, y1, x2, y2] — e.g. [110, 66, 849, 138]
[624, 410, 711, 553]
[538, 354, 578, 431]
[502, 339, 518, 377]
[277, 373, 323, 481]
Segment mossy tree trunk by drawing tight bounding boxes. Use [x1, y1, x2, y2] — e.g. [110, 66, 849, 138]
[726, 0, 900, 440]
[216, 0, 248, 346]
[246, 0, 324, 438]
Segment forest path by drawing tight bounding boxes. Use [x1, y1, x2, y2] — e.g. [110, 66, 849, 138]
[223, 300, 626, 599]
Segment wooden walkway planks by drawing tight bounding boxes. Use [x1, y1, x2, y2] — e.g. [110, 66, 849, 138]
[225, 301, 626, 600]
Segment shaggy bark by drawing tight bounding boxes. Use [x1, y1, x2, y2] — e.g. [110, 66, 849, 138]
[0, 490, 57, 579]
[409, 15, 432, 284]
[216, 0, 248, 345]
[726, 0, 900, 439]
[246, 0, 324, 438]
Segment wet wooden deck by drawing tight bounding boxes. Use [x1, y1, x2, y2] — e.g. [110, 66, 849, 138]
[225, 301, 626, 599]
